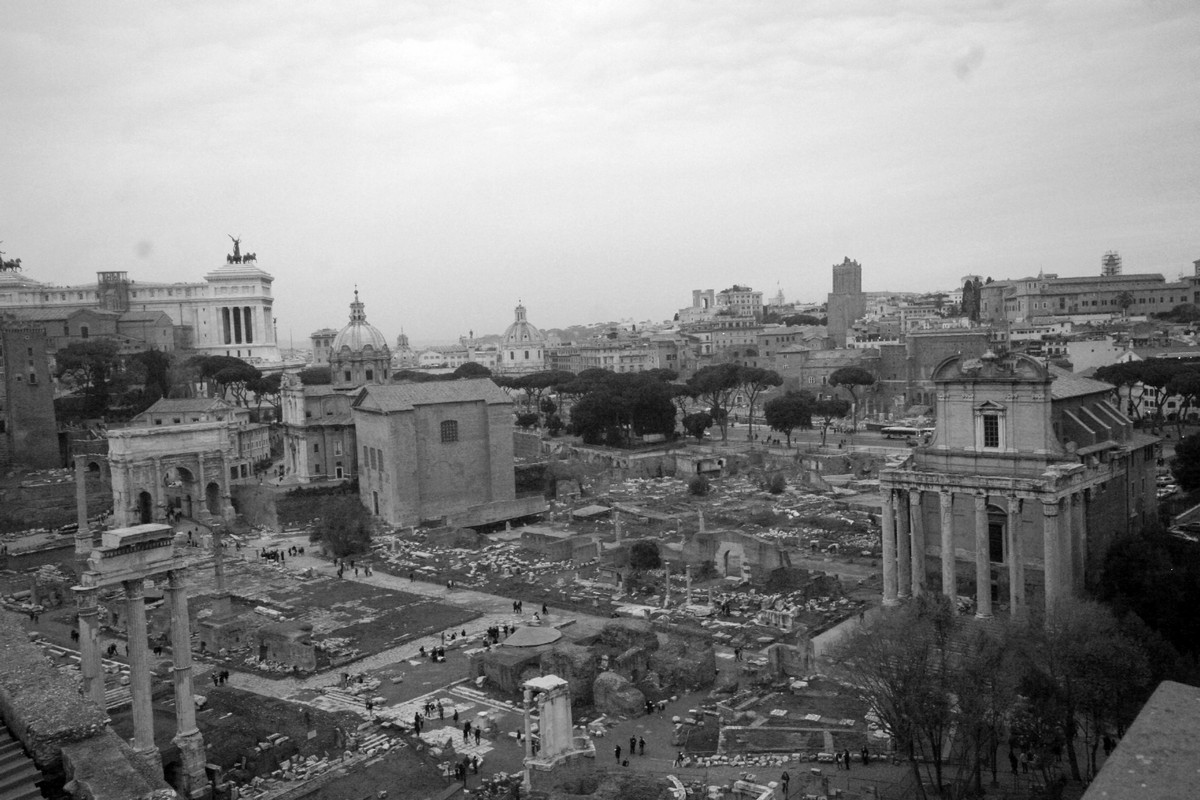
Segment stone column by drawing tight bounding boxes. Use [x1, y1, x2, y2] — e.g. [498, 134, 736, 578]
[152, 458, 165, 521]
[124, 579, 162, 773]
[613, 511, 622, 543]
[881, 490, 898, 607]
[197, 455, 206, 517]
[1007, 496, 1025, 621]
[974, 494, 992, 619]
[167, 570, 208, 798]
[74, 459, 91, 576]
[908, 489, 924, 597]
[522, 685, 535, 793]
[939, 491, 955, 600]
[1080, 491, 1089, 597]
[218, 452, 233, 519]
[1043, 499, 1062, 619]
[73, 585, 106, 711]
[896, 491, 912, 600]
[685, 566, 692, 605]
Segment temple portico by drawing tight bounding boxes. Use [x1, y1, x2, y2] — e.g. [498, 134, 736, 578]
[878, 476, 1095, 620]
[878, 351, 1159, 623]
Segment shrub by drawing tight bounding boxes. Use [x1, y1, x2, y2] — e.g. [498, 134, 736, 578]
[688, 475, 710, 496]
[767, 473, 786, 494]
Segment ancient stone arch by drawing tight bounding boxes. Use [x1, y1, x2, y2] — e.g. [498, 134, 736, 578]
[108, 423, 236, 528]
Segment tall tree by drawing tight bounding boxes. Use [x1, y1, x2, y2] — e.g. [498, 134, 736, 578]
[682, 411, 714, 442]
[686, 363, 742, 442]
[452, 362, 492, 379]
[737, 366, 783, 439]
[1165, 368, 1200, 435]
[130, 349, 173, 399]
[812, 397, 852, 446]
[55, 339, 122, 417]
[1015, 599, 1151, 783]
[762, 391, 813, 446]
[828, 365, 876, 429]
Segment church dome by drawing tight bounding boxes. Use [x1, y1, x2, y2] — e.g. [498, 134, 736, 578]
[332, 290, 388, 352]
[502, 303, 544, 345]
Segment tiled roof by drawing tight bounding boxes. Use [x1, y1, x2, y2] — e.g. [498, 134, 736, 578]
[1050, 365, 1115, 399]
[143, 397, 233, 413]
[355, 378, 510, 411]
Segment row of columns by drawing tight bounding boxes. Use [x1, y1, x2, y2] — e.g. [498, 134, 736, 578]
[220, 305, 255, 345]
[73, 570, 208, 797]
[881, 487, 1086, 620]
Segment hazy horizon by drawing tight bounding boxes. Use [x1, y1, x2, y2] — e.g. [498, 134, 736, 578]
[3, 2, 1197, 343]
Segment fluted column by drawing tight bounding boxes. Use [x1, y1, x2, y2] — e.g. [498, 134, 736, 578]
[897, 491, 912, 600]
[73, 585, 106, 711]
[168, 570, 208, 797]
[124, 580, 162, 772]
[1007, 496, 1025, 621]
[1043, 499, 1062, 619]
[882, 490, 898, 606]
[908, 489, 924, 597]
[939, 491, 955, 599]
[974, 494, 992, 619]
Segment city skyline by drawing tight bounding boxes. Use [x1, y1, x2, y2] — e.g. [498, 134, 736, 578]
[2, 2, 1197, 341]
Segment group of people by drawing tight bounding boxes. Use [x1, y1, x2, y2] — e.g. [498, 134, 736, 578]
[418, 645, 447, 663]
[210, 669, 230, 686]
[452, 755, 480, 783]
[335, 557, 371, 579]
[612, 736, 646, 766]
[832, 747, 869, 770]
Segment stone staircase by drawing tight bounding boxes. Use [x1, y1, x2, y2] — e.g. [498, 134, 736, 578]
[0, 727, 41, 800]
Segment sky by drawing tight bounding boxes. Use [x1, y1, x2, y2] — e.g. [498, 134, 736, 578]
[1, 1, 1197, 346]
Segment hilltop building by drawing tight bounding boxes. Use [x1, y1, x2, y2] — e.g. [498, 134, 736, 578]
[498, 303, 547, 375]
[0, 242, 281, 361]
[282, 291, 390, 482]
[826, 258, 867, 347]
[880, 351, 1157, 620]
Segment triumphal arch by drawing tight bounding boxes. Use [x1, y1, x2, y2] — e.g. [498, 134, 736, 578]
[108, 422, 236, 526]
[74, 523, 209, 798]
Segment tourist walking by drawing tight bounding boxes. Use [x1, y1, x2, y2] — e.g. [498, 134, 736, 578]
[614, 744, 621, 762]
[629, 736, 636, 756]
[638, 736, 645, 756]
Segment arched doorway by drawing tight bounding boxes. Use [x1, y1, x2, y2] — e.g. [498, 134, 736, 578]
[205, 482, 222, 517]
[164, 466, 196, 519]
[138, 491, 153, 524]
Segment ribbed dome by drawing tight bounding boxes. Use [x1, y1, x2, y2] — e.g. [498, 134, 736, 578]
[332, 290, 388, 352]
[502, 303, 544, 345]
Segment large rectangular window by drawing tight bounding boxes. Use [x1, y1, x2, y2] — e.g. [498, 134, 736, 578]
[440, 420, 458, 443]
[982, 414, 1000, 448]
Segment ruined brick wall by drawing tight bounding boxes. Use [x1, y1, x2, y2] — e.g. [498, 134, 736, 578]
[0, 610, 108, 770]
[513, 429, 543, 459]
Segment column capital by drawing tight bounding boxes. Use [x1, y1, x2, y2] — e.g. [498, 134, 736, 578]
[123, 578, 146, 599]
[1042, 498, 1061, 516]
[167, 568, 189, 589]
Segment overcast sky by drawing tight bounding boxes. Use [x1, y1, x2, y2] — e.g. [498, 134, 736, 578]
[2, 1, 1197, 345]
